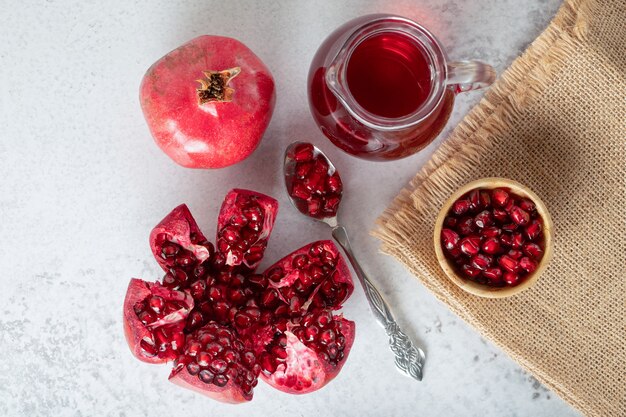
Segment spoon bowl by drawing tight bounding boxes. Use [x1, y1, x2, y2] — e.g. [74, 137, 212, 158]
[283, 141, 340, 227]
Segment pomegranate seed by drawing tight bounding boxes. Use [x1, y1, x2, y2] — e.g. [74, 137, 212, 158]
[457, 217, 476, 235]
[525, 220, 542, 241]
[482, 227, 501, 238]
[503, 271, 521, 286]
[289, 296, 303, 313]
[305, 325, 319, 341]
[198, 370, 215, 383]
[492, 188, 510, 207]
[498, 255, 520, 273]
[452, 199, 471, 215]
[470, 254, 492, 270]
[508, 249, 523, 260]
[267, 267, 283, 282]
[519, 198, 536, 213]
[161, 242, 180, 258]
[307, 196, 322, 216]
[140, 338, 157, 357]
[214, 375, 228, 387]
[186, 362, 200, 375]
[323, 195, 341, 214]
[459, 236, 481, 256]
[319, 329, 336, 344]
[441, 228, 460, 251]
[482, 267, 503, 282]
[511, 232, 525, 249]
[479, 191, 491, 208]
[503, 198, 515, 212]
[316, 311, 332, 327]
[210, 359, 228, 374]
[474, 210, 493, 228]
[149, 295, 165, 313]
[500, 233, 513, 247]
[294, 143, 314, 162]
[482, 237, 501, 254]
[468, 190, 480, 211]
[523, 243, 543, 259]
[519, 257, 538, 273]
[272, 345, 288, 360]
[326, 173, 342, 193]
[509, 206, 530, 226]
[292, 254, 309, 269]
[260, 353, 276, 373]
[502, 223, 518, 232]
[461, 264, 481, 278]
[444, 216, 457, 228]
[197, 351, 211, 367]
[492, 208, 509, 223]
[295, 162, 313, 178]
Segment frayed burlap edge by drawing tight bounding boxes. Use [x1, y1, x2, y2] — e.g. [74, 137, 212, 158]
[372, 0, 604, 415]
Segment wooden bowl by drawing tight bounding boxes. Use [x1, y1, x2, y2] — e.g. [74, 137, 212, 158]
[433, 178, 554, 298]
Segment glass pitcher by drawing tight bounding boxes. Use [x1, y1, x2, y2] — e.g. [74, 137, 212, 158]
[308, 14, 496, 160]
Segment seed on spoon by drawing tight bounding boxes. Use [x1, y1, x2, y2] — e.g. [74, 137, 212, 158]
[288, 143, 342, 218]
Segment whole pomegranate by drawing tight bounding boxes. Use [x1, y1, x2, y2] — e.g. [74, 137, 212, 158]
[140, 36, 276, 168]
[123, 189, 355, 403]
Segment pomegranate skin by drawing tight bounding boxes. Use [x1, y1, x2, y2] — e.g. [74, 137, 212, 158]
[140, 36, 276, 169]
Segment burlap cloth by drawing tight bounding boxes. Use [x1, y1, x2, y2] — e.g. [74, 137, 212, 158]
[372, 0, 626, 416]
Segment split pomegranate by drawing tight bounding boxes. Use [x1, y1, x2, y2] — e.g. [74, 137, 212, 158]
[440, 187, 546, 287]
[140, 36, 276, 169]
[123, 189, 355, 403]
[287, 143, 343, 218]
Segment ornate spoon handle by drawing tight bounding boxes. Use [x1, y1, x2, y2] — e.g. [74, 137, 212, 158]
[331, 226, 426, 381]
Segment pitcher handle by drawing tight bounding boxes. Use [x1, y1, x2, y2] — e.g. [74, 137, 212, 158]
[446, 61, 496, 93]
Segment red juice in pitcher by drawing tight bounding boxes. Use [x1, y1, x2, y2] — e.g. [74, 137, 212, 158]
[308, 15, 495, 160]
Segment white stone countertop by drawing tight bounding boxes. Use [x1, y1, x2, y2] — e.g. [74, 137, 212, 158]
[0, 0, 583, 416]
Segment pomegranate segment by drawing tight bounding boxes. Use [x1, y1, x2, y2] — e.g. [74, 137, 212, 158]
[150, 204, 213, 273]
[259, 314, 355, 394]
[216, 189, 278, 270]
[124, 189, 355, 402]
[288, 143, 343, 219]
[123, 279, 194, 363]
[440, 186, 546, 287]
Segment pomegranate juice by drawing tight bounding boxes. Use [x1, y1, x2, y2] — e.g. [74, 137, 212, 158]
[346, 32, 432, 118]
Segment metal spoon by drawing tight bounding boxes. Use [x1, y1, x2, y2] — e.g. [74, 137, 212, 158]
[283, 142, 426, 381]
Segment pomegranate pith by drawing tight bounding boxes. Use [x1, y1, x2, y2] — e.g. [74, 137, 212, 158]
[440, 186, 546, 287]
[123, 189, 355, 403]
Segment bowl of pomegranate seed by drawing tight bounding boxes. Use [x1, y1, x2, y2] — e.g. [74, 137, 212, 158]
[433, 178, 553, 298]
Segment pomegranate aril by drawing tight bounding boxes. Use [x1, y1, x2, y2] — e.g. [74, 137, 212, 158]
[197, 351, 211, 367]
[511, 232, 525, 249]
[295, 162, 313, 178]
[323, 195, 341, 213]
[319, 329, 336, 344]
[214, 375, 228, 387]
[199, 370, 215, 383]
[459, 236, 481, 256]
[481, 237, 501, 255]
[519, 257, 538, 273]
[525, 220, 542, 241]
[498, 255, 520, 273]
[294, 143, 314, 162]
[140, 338, 157, 357]
[470, 254, 492, 270]
[187, 362, 201, 375]
[457, 217, 476, 235]
[493, 208, 508, 223]
[523, 242, 543, 259]
[500, 233, 513, 247]
[161, 242, 180, 258]
[307, 197, 322, 216]
[502, 223, 517, 232]
[474, 210, 493, 228]
[482, 267, 503, 282]
[479, 191, 491, 208]
[509, 206, 530, 226]
[441, 228, 460, 251]
[492, 188, 510, 208]
[461, 264, 481, 278]
[326, 173, 342, 193]
[519, 198, 536, 213]
[452, 199, 471, 215]
[507, 249, 523, 260]
[444, 216, 458, 228]
[149, 295, 165, 313]
[482, 227, 501, 238]
[468, 190, 480, 211]
[503, 271, 521, 286]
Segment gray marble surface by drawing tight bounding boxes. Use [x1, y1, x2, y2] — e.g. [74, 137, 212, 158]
[0, 0, 583, 416]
